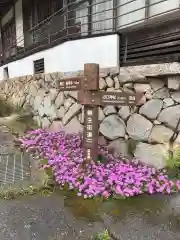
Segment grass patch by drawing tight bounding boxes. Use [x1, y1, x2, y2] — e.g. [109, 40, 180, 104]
[0, 97, 27, 117]
[165, 147, 180, 179]
[0, 96, 37, 135]
[0, 185, 56, 200]
[6, 117, 38, 136]
[0, 98, 14, 117]
[94, 230, 110, 240]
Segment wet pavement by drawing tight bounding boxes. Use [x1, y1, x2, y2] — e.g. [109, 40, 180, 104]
[0, 193, 103, 240]
[1, 191, 180, 240]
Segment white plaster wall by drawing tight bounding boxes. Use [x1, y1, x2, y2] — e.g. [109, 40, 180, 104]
[15, 0, 24, 47]
[0, 34, 119, 80]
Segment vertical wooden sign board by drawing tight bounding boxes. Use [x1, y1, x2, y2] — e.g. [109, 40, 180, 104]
[83, 64, 99, 162]
[84, 106, 98, 161]
[57, 63, 141, 163]
[81, 64, 140, 162]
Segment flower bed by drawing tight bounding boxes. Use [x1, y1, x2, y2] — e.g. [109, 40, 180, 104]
[19, 129, 180, 199]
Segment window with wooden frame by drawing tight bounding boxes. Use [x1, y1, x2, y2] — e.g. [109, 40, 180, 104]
[30, 0, 81, 43]
[2, 20, 16, 59]
[2, 21, 16, 59]
[34, 58, 45, 74]
[33, 0, 64, 26]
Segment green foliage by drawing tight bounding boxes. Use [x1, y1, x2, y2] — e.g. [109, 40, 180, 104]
[97, 154, 105, 163]
[165, 147, 180, 179]
[0, 98, 14, 117]
[166, 147, 180, 168]
[0, 95, 30, 117]
[128, 139, 138, 155]
[94, 230, 110, 240]
[39, 158, 55, 186]
[0, 97, 37, 136]
[39, 159, 53, 178]
[0, 185, 54, 200]
[6, 118, 38, 136]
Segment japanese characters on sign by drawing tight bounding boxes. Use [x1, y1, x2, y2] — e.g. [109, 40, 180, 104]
[83, 106, 98, 161]
[100, 92, 136, 106]
[58, 77, 81, 91]
[78, 91, 138, 106]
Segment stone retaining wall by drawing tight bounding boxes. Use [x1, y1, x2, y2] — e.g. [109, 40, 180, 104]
[1, 63, 180, 168]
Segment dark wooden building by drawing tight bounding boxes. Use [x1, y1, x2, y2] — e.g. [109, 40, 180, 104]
[1, 0, 180, 66]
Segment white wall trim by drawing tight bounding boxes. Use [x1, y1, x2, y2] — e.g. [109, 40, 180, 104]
[0, 34, 119, 80]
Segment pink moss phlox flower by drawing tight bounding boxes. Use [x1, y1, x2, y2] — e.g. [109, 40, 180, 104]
[19, 129, 180, 199]
[102, 191, 110, 198]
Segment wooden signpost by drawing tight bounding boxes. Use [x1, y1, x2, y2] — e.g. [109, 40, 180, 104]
[57, 63, 141, 162]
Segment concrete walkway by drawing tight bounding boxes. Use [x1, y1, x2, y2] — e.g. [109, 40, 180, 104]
[0, 194, 103, 240]
[0, 193, 180, 240]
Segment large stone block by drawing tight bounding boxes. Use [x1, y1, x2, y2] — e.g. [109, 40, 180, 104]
[168, 76, 180, 90]
[127, 114, 153, 141]
[153, 87, 170, 99]
[62, 102, 81, 125]
[57, 106, 66, 119]
[55, 92, 64, 108]
[134, 142, 167, 169]
[149, 125, 174, 144]
[100, 115, 126, 140]
[139, 99, 163, 120]
[103, 106, 116, 116]
[63, 117, 83, 134]
[171, 92, 180, 103]
[150, 78, 165, 91]
[118, 106, 131, 120]
[99, 77, 107, 90]
[41, 117, 51, 129]
[46, 104, 58, 121]
[105, 76, 114, 88]
[134, 83, 151, 93]
[163, 98, 175, 108]
[108, 138, 129, 157]
[64, 97, 75, 111]
[98, 107, 105, 121]
[158, 105, 180, 130]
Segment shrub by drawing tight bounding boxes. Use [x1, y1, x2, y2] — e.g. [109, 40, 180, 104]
[165, 146, 180, 179]
[94, 230, 110, 240]
[0, 97, 14, 117]
[166, 147, 180, 168]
